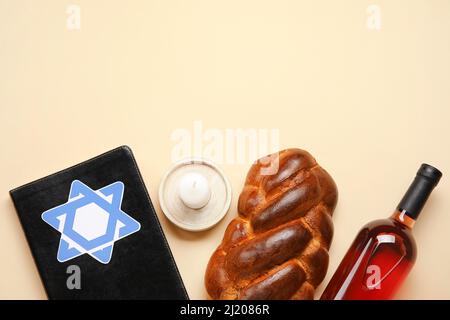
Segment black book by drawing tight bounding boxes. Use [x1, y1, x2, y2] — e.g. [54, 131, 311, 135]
[10, 146, 188, 300]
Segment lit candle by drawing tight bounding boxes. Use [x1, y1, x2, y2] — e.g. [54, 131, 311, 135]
[178, 172, 211, 209]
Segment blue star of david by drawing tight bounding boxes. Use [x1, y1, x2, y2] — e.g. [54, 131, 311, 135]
[41, 180, 141, 264]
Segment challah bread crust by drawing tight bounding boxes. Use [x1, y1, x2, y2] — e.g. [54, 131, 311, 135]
[205, 149, 338, 300]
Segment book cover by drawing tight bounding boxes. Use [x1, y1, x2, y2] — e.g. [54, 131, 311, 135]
[10, 146, 188, 300]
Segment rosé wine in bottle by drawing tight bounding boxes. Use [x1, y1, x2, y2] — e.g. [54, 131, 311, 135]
[321, 164, 442, 300]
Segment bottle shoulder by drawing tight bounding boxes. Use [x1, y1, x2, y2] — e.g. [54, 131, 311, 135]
[358, 218, 417, 260]
[362, 218, 413, 234]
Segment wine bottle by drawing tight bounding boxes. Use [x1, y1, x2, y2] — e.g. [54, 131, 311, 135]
[320, 164, 442, 300]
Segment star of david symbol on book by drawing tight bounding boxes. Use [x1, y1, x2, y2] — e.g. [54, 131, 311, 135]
[41, 180, 141, 264]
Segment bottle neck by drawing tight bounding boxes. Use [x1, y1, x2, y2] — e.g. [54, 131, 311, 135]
[396, 163, 442, 220]
[391, 209, 416, 229]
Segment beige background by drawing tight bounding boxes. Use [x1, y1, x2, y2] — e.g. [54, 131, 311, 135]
[1, 0, 450, 299]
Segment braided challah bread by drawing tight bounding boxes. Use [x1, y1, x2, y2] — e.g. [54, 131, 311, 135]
[205, 149, 338, 299]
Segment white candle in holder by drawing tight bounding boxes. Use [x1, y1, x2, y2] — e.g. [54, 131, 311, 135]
[178, 172, 211, 209]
